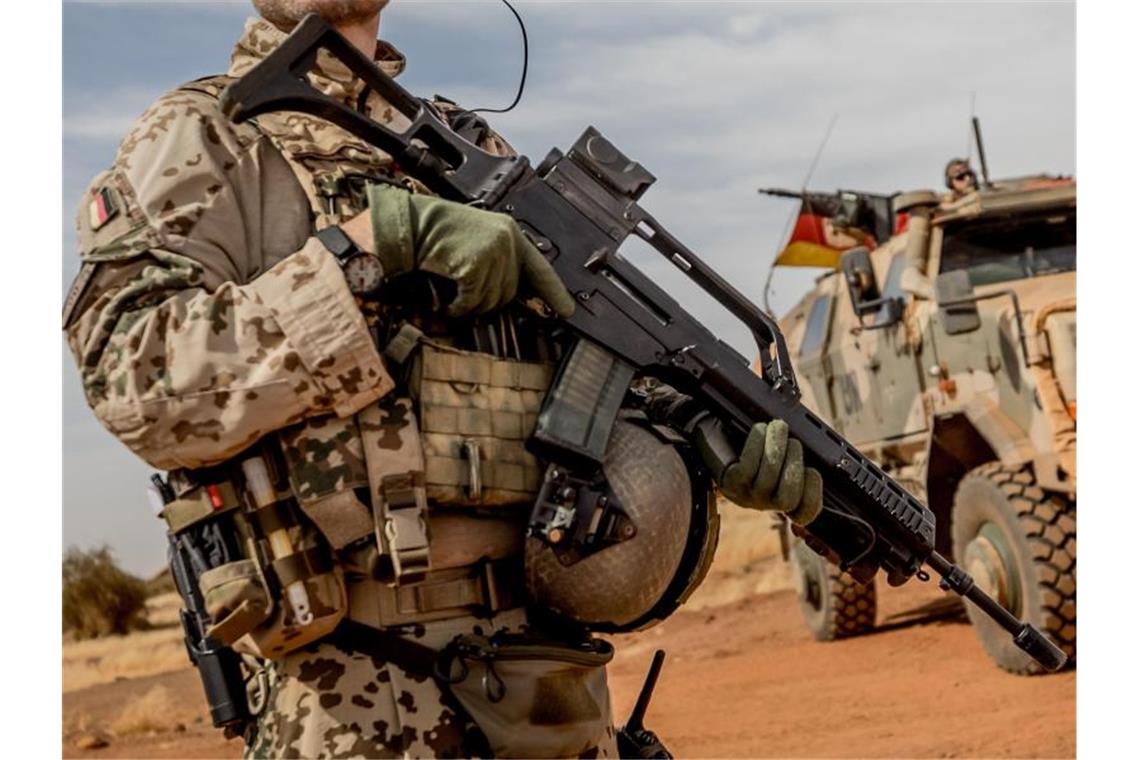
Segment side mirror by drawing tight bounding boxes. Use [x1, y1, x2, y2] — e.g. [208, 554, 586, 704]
[841, 247, 880, 317]
[935, 270, 981, 334]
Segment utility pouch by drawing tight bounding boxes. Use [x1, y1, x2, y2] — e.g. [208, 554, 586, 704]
[162, 480, 273, 649]
[162, 456, 348, 660]
[435, 633, 615, 759]
[198, 559, 272, 646]
[233, 452, 347, 659]
[412, 339, 554, 508]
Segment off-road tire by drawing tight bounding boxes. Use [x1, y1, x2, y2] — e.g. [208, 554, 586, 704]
[791, 539, 877, 641]
[951, 462, 1076, 675]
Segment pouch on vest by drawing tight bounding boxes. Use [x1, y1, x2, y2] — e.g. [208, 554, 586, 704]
[410, 339, 554, 508]
[277, 416, 375, 551]
[161, 449, 348, 660]
[435, 633, 615, 759]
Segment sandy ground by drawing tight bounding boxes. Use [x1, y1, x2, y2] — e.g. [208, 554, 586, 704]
[62, 509, 1075, 759]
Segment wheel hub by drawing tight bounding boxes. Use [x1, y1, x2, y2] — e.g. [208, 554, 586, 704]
[963, 522, 1021, 616]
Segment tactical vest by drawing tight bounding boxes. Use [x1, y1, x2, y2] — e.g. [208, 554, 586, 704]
[164, 75, 558, 656]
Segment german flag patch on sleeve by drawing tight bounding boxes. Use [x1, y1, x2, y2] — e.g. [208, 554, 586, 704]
[88, 186, 120, 231]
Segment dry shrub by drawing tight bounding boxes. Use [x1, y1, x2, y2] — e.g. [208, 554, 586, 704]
[108, 686, 180, 737]
[63, 545, 149, 639]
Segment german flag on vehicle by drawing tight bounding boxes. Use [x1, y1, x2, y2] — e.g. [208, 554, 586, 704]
[760, 188, 895, 269]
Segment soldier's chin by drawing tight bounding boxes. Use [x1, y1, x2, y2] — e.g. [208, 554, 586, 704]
[253, 0, 390, 31]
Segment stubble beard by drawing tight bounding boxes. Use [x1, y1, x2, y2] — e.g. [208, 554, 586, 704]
[252, 0, 390, 30]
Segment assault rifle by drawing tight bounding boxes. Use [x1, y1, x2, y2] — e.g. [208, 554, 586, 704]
[220, 14, 1066, 671]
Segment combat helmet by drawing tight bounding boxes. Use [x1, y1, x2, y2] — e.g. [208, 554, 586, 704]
[944, 157, 976, 189]
[524, 418, 719, 632]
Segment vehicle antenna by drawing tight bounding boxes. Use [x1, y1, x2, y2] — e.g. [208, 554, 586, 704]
[802, 112, 839, 191]
[972, 115, 992, 188]
[762, 113, 838, 314]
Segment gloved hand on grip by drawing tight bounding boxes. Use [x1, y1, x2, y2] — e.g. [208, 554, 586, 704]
[364, 183, 575, 318]
[699, 418, 823, 525]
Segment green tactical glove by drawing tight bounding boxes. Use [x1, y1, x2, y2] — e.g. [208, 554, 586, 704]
[699, 418, 823, 526]
[367, 183, 575, 318]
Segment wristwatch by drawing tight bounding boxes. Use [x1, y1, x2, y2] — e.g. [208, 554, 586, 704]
[317, 225, 385, 296]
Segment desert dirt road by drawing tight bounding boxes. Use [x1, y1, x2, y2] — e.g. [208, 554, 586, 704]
[63, 582, 1074, 759]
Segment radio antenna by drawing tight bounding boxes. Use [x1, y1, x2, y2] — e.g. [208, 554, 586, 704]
[801, 112, 839, 193]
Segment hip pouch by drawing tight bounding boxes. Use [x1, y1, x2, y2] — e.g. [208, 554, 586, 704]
[162, 446, 347, 660]
[434, 633, 615, 759]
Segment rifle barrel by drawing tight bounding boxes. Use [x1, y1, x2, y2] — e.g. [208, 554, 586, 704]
[758, 187, 804, 199]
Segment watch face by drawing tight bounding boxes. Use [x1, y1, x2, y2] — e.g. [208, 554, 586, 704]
[344, 254, 385, 295]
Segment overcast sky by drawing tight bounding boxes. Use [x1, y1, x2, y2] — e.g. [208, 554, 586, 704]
[62, 0, 1075, 576]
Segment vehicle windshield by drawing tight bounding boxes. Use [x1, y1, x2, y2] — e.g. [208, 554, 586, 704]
[939, 208, 1076, 287]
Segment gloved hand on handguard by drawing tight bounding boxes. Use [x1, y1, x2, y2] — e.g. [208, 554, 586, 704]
[698, 418, 823, 526]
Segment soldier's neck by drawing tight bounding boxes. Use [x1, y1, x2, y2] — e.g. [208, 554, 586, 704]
[334, 13, 382, 58]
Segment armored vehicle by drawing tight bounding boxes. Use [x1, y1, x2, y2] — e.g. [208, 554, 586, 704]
[769, 176, 1075, 674]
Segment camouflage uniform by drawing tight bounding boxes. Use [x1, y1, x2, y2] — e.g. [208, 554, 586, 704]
[66, 17, 617, 759]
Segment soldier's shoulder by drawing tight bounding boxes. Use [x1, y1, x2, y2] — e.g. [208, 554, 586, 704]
[75, 76, 266, 258]
[113, 75, 263, 175]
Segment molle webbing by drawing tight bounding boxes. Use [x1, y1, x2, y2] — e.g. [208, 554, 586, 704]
[271, 545, 335, 587]
[248, 499, 292, 535]
[415, 342, 553, 505]
[162, 481, 242, 534]
[347, 560, 520, 629]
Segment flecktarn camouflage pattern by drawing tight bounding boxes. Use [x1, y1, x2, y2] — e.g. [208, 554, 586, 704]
[248, 635, 473, 759]
[244, 608, 616, 759]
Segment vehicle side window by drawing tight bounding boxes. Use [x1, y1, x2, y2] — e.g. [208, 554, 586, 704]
[875, 254, 906, 326]
[800, 295, 832, 356]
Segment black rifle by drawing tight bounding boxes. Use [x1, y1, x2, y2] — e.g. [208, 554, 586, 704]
[219, 14, 1066, 671]
[168, 527, 250, 729]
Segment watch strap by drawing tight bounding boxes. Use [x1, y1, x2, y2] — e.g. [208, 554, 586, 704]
[316, 225, 361, 266]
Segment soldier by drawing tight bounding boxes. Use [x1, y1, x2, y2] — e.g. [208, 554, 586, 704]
[944, 157, 979, 200]
[63, 2, 823, 757]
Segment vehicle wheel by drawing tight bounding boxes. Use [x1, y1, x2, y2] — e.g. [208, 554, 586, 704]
[951, 462, 1076, 674]
[790, 537, 876, 641]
